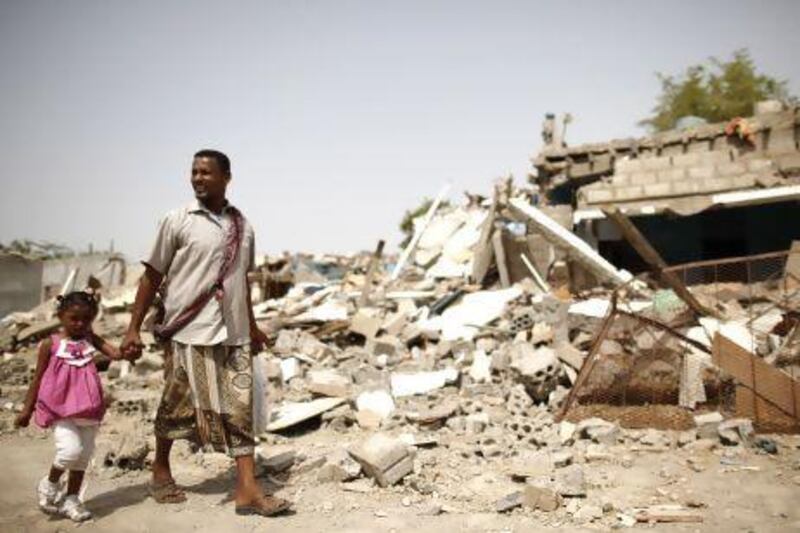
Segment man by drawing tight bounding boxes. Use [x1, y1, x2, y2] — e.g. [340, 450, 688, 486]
[121, 150, 291, 516]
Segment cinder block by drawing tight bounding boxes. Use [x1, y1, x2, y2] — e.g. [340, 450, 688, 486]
[746, 158, 776, 173]
[776, 152, 800, 172]
[732, 174, 757, 189]
[657, 168, 686, 182]
[671, 180, 700, 195]
[630, 171, 657, 185]
[688, 166, 715, 180]
[660, 143, 685, 157]
[643, 183, 672, 198]
[700, 177, 735, 192]
[641, 157, 672, 171]
[612, 173, 630, 185]
[569, 161, 593, 178]
[715, 162, 747, 176]
[686, 139, 712, 153]
[613, 185, 645, 201]
[672, 153, 702, 167]
[767, 126, 797, 153]
[349, 434, 412, 487]
[583, 188, 614, 204]
[592, 154, 613, 174]
[615, 158, 643, 173]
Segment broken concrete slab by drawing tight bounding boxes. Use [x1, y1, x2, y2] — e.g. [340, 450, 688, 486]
[317, 449, 362, 483]
[420, 287, 523, 341]
[307, 369, 351, 398]
[509, 197, 632, 285]
[265, 397, 346, 432]
[390, 368, 459, 397]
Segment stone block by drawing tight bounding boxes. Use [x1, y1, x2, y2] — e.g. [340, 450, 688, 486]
[630, 171, 657, 185]
[349, 433, 413, 487]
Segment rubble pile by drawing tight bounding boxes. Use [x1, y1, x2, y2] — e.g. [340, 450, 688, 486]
[1, 181, 799, 528]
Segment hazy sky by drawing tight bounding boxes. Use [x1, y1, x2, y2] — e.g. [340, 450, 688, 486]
[1, 1, 798, 259]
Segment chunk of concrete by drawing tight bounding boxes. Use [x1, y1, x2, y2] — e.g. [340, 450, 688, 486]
[317, 449, 362, 483]
[556, 464, 586, 497]
[694, 412, 724, 440]
[391, 368, 459, 397]
[349, 434, 413, 487]
[523, 484, 560, 512]
[355, 390, 395, 430]
[577, 417, 619, 445]
[718, 418, 754, 446]
[307, 369, 351, 398]
[350, 311, 382, 339]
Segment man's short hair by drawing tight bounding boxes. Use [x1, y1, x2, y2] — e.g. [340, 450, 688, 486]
[194, 149, 231, 175]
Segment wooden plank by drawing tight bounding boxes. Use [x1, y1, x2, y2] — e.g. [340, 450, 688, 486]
[711, 333, 800, 420]
[603, 207, 718, 317]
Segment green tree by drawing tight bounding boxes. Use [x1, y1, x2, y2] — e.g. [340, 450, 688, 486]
[398, 198, 450, 248]
[640, 49, 795, 132]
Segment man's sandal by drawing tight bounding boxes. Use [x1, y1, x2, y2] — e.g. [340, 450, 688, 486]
[148, 480, 187, 504]
[235, 495, 292, 517]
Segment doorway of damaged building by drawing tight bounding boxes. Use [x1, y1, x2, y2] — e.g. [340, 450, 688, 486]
[596, 200, 800, 276]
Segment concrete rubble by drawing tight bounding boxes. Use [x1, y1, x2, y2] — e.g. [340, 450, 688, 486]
[2, 137, 800, 527]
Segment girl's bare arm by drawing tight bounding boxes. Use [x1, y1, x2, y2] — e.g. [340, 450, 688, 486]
[15, 338, 52, 428]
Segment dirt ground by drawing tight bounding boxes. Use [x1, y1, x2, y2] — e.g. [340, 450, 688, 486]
[2, 424, 800, 533]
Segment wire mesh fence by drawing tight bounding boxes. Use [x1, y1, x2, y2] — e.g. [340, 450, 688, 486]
[560, 249, 800, 432]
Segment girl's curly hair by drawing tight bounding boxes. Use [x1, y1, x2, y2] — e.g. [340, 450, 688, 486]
[56, 290, 99, 316]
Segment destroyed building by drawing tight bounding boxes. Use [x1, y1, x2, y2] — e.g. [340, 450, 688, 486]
[532, 102, 800, 272]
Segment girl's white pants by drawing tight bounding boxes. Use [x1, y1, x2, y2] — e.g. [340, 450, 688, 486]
[52, 419, 98, 471]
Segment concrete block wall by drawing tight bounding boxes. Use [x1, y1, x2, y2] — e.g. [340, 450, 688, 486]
[579, 149, 778, 205]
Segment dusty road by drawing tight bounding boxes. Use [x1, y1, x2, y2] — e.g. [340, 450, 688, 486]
[2, 428, 800, 533]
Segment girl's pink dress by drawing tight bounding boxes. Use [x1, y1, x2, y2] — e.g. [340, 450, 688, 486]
[34, 334, 105, 428]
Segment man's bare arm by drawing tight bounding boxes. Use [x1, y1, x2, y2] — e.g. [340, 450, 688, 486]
[120, 265, 163, 358]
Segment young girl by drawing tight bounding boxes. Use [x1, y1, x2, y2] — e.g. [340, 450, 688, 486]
[14, 290, 125, 522]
